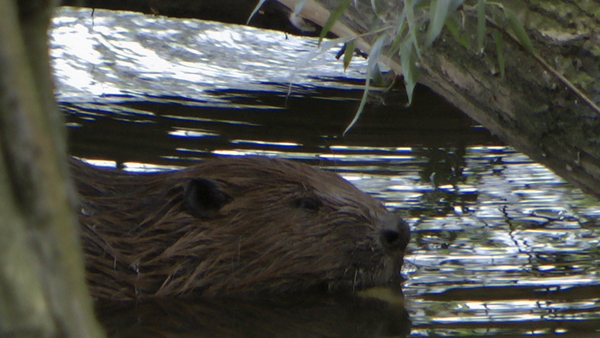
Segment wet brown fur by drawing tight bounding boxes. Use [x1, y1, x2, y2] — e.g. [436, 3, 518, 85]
[72, 156, 410, 300]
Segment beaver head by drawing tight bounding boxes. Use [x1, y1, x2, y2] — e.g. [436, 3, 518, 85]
[74, 156, 410, 299]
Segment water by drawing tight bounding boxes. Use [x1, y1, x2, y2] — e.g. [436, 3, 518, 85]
[51, 7, 600, 337]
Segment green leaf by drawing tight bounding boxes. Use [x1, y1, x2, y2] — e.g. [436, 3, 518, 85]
[492, 7, 505, 78]
[343, 39, 356, 71]
[366, 34, 388, 89]
[476, 0, 486, 53]
[494, 30, 505, 78]
[445, 16, 470, 49]
[319, 0, 351, 47]
[405, 0, 422, 59]
[371, 63, 387, 87]
[370, 0, 379, 16]
[389, 22, 407, 56]
[246, 0, 267, 25]
[343, 34, 388, 135]
[444, 15, 459, 37]
[425, 0, 452, 48]
[504, 7, 534, 54]
[388, 7, 407, 56]
[400, 40, 418, 106]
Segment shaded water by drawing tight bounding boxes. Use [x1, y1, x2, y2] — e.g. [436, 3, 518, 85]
[51, 7, 600, 337]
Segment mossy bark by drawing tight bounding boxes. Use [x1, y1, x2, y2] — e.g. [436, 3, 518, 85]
[420, 0, 600, 199]
[0, 0, 103, 337]
[279, 0, 600, 199]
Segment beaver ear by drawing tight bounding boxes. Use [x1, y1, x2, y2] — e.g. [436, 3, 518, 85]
[183, 178, 231, 219]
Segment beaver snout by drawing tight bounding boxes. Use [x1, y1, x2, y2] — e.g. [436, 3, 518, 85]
[380, 229, 404, 251]
[379, 218, 410, 252]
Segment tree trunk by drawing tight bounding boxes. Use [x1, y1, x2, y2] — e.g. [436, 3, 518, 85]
[0, 0, 104, 337]
[279, 0, 600, 199]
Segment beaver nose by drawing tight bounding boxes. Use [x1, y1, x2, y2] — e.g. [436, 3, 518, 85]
[379, 218, 410, 252]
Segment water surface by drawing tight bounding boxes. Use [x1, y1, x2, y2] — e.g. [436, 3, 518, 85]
[52, 7, 600, 337]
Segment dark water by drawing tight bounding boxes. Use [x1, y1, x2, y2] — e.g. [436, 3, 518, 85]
[51, 7, 600, 337]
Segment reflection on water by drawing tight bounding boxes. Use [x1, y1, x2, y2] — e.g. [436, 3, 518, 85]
[51, 7, 600, 337]
[95, 295, 411, 338]
[50, 6, 370, 103]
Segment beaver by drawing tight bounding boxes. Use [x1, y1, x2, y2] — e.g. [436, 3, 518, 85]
[71, 156, 410, 300]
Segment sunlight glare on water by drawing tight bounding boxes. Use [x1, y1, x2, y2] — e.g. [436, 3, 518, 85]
[50, 7, 370, 103]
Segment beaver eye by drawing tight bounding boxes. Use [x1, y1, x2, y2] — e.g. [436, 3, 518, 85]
[184, 178, 231, 219]
[295, 197, 321, 212]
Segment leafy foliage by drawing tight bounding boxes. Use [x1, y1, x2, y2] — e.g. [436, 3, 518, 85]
[476, 0, 486, 53]
[344, 34, 388, 135]
[343, 39, 356, 71]
[319, 0, 352, 47]
[268, 0, 539, 133]
[246, 0, 268, 25]
[503, 7, 534, 54]
[492, 7, 505, 78]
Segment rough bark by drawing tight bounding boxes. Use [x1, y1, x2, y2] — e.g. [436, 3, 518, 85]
[0, 0, 104, 337]
[278, 0, 600, 199]
[420, 0, 600, 199]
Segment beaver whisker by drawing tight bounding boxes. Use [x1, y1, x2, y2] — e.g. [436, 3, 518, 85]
[353, 269, 359, 293]
[236, 237, 242, 270]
